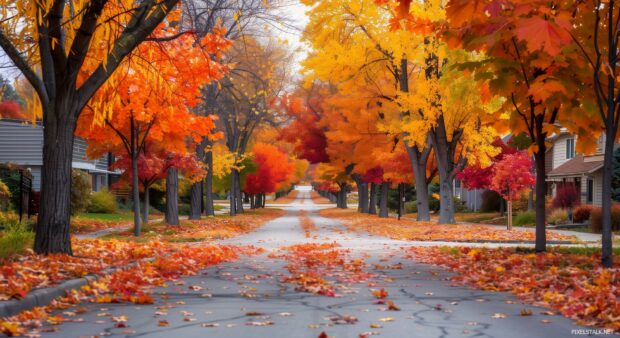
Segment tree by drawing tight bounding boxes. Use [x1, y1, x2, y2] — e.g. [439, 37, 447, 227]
[491, 152, 535, 230]
[0, 0, 183, 254]
[442, 0, 590, 251]
[77, 27, 228, 235]
[572, 0, 620, 267]
[244, 143, 295, 208]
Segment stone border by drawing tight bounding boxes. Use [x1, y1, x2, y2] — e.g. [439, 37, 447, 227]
[0, 274, 97, 317]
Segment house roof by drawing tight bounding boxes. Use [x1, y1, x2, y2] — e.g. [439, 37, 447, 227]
[547, 154, 604, 177]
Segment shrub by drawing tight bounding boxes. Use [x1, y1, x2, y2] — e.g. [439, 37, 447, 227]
[454, 196, 469, 212]
[590, 205, 620, 233]
[405, 201, 417, 214]
[480, 190, 501, 212]
[573, 205, 593, 223]
[87, 189, 117, 213]
[429, 197, 440, 212]
[552, 184, 580, 209]
[0, 180, 10, 211]
[71, 170, 91, 215]
[547, 209, 569, 225]
[0, 214, 34, 259]
[514, 211, 535, 227]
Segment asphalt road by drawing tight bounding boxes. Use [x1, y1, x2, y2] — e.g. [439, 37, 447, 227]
[39, 188, 610, 338]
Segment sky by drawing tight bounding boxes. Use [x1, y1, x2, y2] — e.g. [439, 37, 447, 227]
[0, 1, 311, 84]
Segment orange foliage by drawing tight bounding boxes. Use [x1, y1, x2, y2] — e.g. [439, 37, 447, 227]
[406, 247, 620, 331]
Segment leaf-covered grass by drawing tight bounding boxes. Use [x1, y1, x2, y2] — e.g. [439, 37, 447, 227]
[102, 208, 284, 242]
[407, 246, 620, 331]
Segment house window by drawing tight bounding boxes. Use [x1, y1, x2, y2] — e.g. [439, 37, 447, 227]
[587, 178, 593, 203]
[566, 138, 575, 159]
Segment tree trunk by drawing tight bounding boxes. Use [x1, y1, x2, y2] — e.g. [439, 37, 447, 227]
[406, 145, 431, 221]
[229, 172, 237, 216]
[234, 170, 244, 214]
[369, 183, 377, 215]
[353, 174, 369, 213]
[507, 199, 512, 230]
[34, 114, 76, 254]
[398, 183, 406, 218]
[379, 181, 389, 218]
[337, 184, 347, 209]
[165, 167, 179, 225]
[189, 181, 202, 220]
[534, 147, 547, 252]
[142, 186, 150, 226]
[601, 123, 616, 267]
[131, 155, 141, 236]
[437, 166, 456, 224]
[204, 148, 215, 216]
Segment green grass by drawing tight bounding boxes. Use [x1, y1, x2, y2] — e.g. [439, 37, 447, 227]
[0, 222, 34, 259]
[551, 246, 620, 256]
[455, 212, 501, 223]
[75, 212, 135, 222]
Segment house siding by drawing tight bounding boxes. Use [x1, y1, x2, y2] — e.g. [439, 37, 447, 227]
[593, 170, 603, 207]
[0, 120, 111, 191]
[0, 120, 44, 166]
[552, 134, 574, 170]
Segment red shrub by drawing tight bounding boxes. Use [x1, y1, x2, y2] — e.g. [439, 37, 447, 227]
[552, 184, 580, 209]
[590, 206, 620, 233]
[573, 205, 593, 223]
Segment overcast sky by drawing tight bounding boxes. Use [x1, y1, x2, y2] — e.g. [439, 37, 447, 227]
[0, 1, 310, 85]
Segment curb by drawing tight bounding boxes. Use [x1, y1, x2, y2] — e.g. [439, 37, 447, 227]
[0, 275, 97, 318]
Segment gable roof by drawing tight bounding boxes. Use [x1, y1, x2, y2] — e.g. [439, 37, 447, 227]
[547, 154, 603, 177]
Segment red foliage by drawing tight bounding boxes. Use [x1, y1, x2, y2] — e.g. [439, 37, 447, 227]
[573, 205, 593, 223]
[457, 138, 518, 190]
[244, 143, 295, 194]
[490, 152, 535, 201]
[552, 184, 581, 209]
[362, 167, 384, 185]
[277, 94, 329, 164]
[0, 101, 26, 120]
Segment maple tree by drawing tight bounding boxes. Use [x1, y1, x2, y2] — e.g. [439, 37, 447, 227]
[77, 26, 229, 235]
[570, 0, 620, 267]
[490, 152, 535, 230]
[244, 143, 296, 208]
[0, 0, 184, 254]
[438, 0, 594, 250]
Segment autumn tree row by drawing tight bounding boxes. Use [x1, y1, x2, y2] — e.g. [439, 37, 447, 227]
[280, 0, 617, 267]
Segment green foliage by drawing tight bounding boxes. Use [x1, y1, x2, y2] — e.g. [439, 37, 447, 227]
[590, 206, 620, 233]
[453, 196, 469, 212]
[0, 213, 34, 259]
[86, 189, 117, 213]
[404, 200, 417, 214]
[547, 209, 569, 225]
[71, 170, 92, 215]
[514, 211, 535, 227]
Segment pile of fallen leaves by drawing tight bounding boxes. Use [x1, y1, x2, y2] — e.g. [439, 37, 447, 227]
[321, 208, 576, 243]
[406, 246, 620, 330]
[0, 239, 174, 301]
[272, 243, 373, 297]
[299, 211, 317, 238]
[70, 218, 129, 234]
[114, 209, 284, 242]
[0, 243, 254, 337]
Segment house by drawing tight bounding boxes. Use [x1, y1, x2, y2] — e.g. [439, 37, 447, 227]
[0, 119, 116, 192]
[546, 129, 605, 206]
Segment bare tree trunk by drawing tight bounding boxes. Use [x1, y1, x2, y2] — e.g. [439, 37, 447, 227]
[189, 181, 202, 220]
[234, 170, 244, 214]
[534, 144, 547, 252]
[353, 174, 369, 213]
[601, 123, 616, 267]
[34, 112, 75, 254]
[379, 182, 389, 218]
[166, 167, 179, 225]
[142, 186, 150, 226]
[398, 183, 406, 218]
[368, 183, 377, 215]
[337, 183, 348, 209]
[406, 145, 431, 221]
